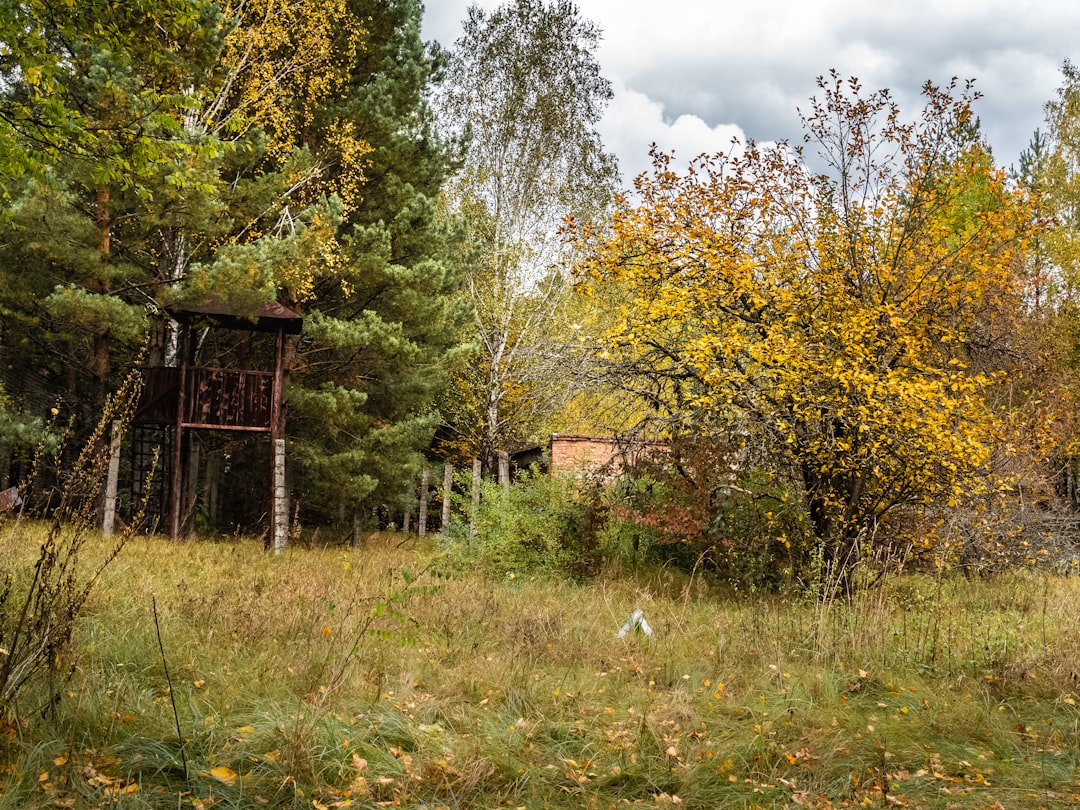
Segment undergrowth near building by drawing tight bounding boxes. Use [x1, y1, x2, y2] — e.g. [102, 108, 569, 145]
[0, 526, 1078, 808]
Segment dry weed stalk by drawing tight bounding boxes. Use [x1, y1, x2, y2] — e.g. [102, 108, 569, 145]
[0, 366, 142, 718]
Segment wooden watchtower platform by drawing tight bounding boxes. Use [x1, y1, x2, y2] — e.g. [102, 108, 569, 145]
[132, 300, 302, 549]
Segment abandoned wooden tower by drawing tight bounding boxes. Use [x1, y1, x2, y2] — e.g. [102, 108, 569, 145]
[131, 300, 302, 550]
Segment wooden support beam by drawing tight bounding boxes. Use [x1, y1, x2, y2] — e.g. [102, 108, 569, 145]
[169, 324, 189, 539]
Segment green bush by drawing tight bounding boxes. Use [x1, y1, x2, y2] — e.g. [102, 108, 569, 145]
[597, 475, 667, 566]
[0, 370, 142, 719]
[449, 469, 602, 579]
[447, 458, 814, 592]
[701, 471, 812, 591]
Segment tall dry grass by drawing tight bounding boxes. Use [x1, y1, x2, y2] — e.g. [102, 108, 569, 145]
[0, 526, 1078, 807]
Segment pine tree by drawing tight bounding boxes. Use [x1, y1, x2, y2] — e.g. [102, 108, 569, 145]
[0, 0, 224, 432]
[285, 0, 468, 528]
[0, 0, 468, 534]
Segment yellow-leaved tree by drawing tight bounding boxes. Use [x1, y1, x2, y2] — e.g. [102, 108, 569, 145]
[577, 74, 1035, 586]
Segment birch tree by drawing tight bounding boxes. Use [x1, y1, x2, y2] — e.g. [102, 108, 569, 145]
[437, 0, 619, 471]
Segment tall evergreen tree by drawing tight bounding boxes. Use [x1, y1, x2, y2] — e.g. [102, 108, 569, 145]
[285, 0, 468, 527]
[0, 0, 467, 534]
[0, 0, 224, 432]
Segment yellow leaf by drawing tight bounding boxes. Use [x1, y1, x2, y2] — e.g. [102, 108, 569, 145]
[209, 766, 238, 784]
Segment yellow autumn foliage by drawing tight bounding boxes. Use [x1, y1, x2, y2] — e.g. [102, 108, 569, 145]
[211, 0, 372, 210]
[576, 75, 1037, 565]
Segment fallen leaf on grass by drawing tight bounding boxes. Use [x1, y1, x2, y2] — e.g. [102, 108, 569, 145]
[206, 766, 237, 785]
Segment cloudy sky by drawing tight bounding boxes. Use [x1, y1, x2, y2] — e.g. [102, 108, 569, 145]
[422, 0, 1080, 185]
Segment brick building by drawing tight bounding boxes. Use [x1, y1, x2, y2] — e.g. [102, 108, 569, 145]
[512, 434, 668, 479]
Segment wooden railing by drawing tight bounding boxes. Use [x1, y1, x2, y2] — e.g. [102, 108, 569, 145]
[134, 367, 274, 431]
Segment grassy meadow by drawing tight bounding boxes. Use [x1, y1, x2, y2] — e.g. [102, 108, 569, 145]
[1, 521, 1080, 808]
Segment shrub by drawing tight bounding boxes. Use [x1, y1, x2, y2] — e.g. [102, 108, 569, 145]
[0, 369, 140, 719]
[700, 471, 813, 591]
[449, 469, 602, 579]
[602, 452, 812, 592]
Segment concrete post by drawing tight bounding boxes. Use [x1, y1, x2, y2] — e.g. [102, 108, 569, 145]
[272, 438, 288, 553]
[418, 465, 429, 537]
[498, 450, 510, 488]
[471, 458, 482, 542]
[441, 462, 453, 539]
[102, 420, 122, 537]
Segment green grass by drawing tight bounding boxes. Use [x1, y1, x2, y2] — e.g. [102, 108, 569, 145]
[2, 521, 1080, 808]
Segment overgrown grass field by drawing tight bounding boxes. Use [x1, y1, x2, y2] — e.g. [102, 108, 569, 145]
[2, 521, 1080, 808]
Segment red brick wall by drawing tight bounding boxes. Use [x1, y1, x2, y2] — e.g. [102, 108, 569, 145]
[548, 435, 666, 478]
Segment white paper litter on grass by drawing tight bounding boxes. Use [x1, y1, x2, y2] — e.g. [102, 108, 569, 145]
[617, 608, 653, 638]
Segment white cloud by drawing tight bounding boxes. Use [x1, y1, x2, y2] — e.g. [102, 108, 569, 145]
[600, 79, 748, 184]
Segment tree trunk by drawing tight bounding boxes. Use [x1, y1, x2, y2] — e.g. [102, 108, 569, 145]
[484, 328, 508, 477]
[90, 332, 111, 416]
[801, 461, 853, 597]
[93, 183, 112, 412]
[205, 451, 222, 527]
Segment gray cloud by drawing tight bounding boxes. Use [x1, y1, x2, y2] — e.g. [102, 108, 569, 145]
[424, 0, 1080, 182]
